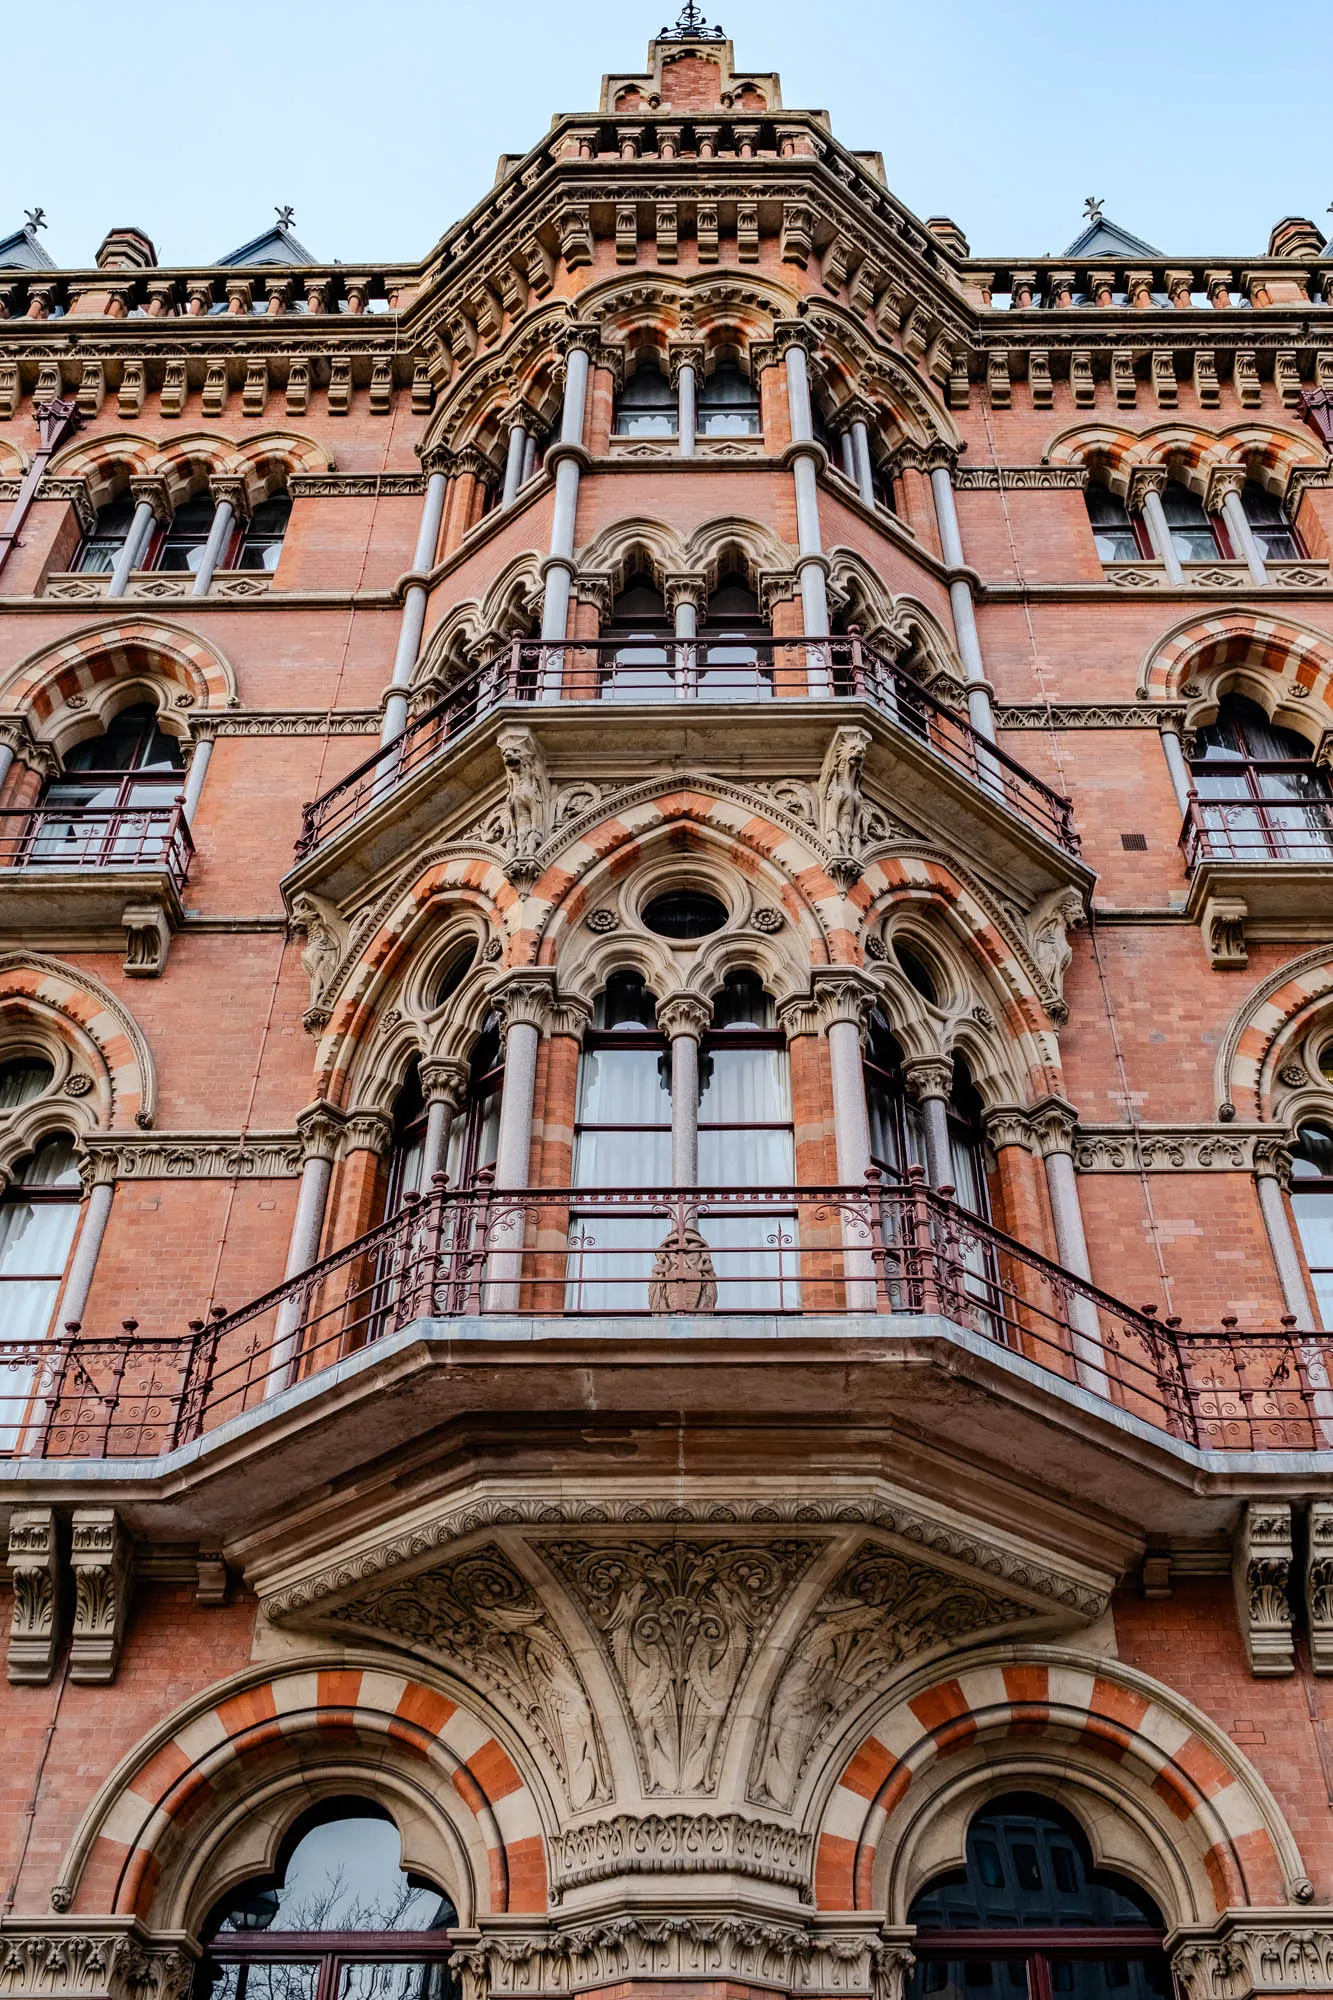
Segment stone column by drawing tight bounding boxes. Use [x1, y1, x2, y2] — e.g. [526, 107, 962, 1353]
[419, 1057, 470, 1185]
[59, 1157, 117, 1328]
[268, 1102, 343, 1393]
[851, 418, 876, 509]
[666, 573, 705, 697]
[488, 971, 560, 1309]
[1129, 468, 1185, 587]
[1029, 1095, 1109, 1394]
[670, 341, 702, 459]
[904, 1057, 954, 1190]
[1254, 1138, 1316, 1324]
[775, 327, 831, 683]
[182, 719, 216, 825]
[1158, 714, 1194, 816]
[381, 459, 450, 746]
[190, 475, 247, 596]
[1210, 468, 1269, 588]
[658, 993, 711, 1185]
[107, 477, 169, 597]
[501, 407, 530, 509]
[541, 330, 596, 645]
[927, 453, 997, 743]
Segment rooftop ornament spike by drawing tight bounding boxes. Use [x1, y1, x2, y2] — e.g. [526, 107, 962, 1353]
[659, 0, 726, 38]
[1082, 196, 1105, 224]
[275, 205, 295, 228]
[23, 207, 46, 232]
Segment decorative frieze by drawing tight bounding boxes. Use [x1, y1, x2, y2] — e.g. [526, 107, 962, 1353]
[1233, 1501, 1294, 1677]
[204, 711, 378, 736]
[993, 701, 1186, 727]
[1073, 1125, 1268, 1171]
[81, 1132, 303, 1178]
[952, 466, 1090, 489]
[1172, 1915, 1333, 1999]
[546, 1811, 814, 1901]
[0, 1924, 196, 2000]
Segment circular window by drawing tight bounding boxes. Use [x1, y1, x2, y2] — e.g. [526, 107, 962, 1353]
[642, 891, 728, 940]
[894, 940, 940, 1006]
[0, 1057, 54, 1110]
[435, 941, 476, 1007]
[1319, 1043, 1333, 1085]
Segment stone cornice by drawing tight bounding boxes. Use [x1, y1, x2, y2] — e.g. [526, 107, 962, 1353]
[288, 471, 427, 497]
[953, 466, 1090, 490]
[1074, 1124, 1270, 1172]
[81, 1132, 303, 1179]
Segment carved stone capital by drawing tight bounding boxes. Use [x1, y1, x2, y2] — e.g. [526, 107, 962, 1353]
[1127, 465, 1169, 510]
[1234, 1500, 1294, 1677]
[985, 1104, 1035, 1153]
[888, 439, 959, 479]
[0, 714, 57, 782]
[491, 968, 562, 1035]
[768, 316, 819, 361]
[1205, 465, 1247, 514]
[0, 1923, 199, 2000]
[208, 473, 251, 521]
[343, 1109, 394, 1158]
[656, 991, 713, 1041]
[419, 1057, 470, 1111]
[7, 1508, 62, 1686]
[1253, 1136, 1295, 1188]
[69, 1507, 132, 1685]
[667, 339, 706, 385]
[664, 569, 708, 615]
[296, 1100, 345, 1163]
[126, 474, 173, 525]
[903, 1056, 955, 1103]
[809, 966, 880, 1032]
[1028, 1093, 1080, 1158]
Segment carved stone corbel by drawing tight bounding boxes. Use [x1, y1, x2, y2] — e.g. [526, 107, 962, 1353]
[7, 1507, 63, 1685]
[497, 724, 553, 892]
[121, 904, 171, 978]
[1202, 895, 1249, 970]
[69, 1507, 132, 1685]
[1307, 1500, 1333, 1673]
[819, 723, 873, 889]
[1233, 1500, 1294, 1676]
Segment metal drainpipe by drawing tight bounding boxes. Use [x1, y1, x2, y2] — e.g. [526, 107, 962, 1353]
[0, 398, 82, 583]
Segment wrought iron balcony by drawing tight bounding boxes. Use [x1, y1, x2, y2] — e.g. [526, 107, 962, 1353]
[4, 1171, 1327, 1461]
[0, 802, 194, 892]
[295, 636, 1079, 860]
[1181, 794, 1333, 869]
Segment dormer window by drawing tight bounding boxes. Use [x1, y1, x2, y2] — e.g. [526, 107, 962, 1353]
[697, 362, 761, 437]
[614, 357, 677, 437]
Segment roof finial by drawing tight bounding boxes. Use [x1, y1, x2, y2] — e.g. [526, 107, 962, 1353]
[275, 205, 295, 229]
[23, 207, 46, 232]
[659, 0, 725, 38]
[1082, 195, 1105, 225]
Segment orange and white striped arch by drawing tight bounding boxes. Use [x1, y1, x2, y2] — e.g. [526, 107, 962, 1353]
[1047, 420, 1324, 502]
[1220, 947, 1333, 1120]
[813, 1653, 1303, 1920]
[0, 618, 237, 742]
[48, 429, 334, 509]
[0, 951, 155, 1130]
[1138, 608, 1333, 710]
[61, 1662, 548, 1926]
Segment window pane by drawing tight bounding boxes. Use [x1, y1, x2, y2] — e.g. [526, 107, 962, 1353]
[578, 1046, 670, 1125]
[1046, 1960, 1171, 2000]
[699, 1046, 790, 1125]
[575, 1127, 671, 1189]
[210, 1966, 319, 2000]
[0, 1196, 80, 1278]
[907, 1962, 1029, 2000]
[698, 1126, 793, 1186]
[211, 1813, 451, 1933]
[339, 1966, 454, 2000]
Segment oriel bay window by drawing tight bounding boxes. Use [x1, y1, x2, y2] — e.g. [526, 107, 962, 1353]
[195, 1796, 458, 2000]
[1188, 693, 1333, 861]
[908, 1793, 1171, 2000]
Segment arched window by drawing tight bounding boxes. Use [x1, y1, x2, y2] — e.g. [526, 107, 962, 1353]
[75, 496, 137, 574]
[697, 360, 761, 437]
[0, 1133, 83, 1340]
[698, 574, 772, 701]
[1085, 482, 1144, 563]
[908, 1793, 1170, 2000]
[443, 1013, 504, 1188]
[195, 1797, 458, 2000]
[237, 492, 292, 571]
[568, 971, 669, 1311]
[862, 1015, 991, 1215]
[1188, 694, 1333, 861]
[613, 356, 677, 437]
[1290, 1122, 1333, 1330]
[603, 576, 674, 701]
[1240, 479, 1301, 561]
[385, 1060, 427, 1216]
[1160, 479, 1221, 563]
[31, 702, 186, 868]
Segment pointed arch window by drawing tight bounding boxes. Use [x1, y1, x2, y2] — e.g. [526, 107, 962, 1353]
[908, 1793, 1170, 2000]
[444, 1013, 504, 1188]
[613, 356, 677, 437]
[1188, 694, 1333, 861]
[26, 702, 186, 869]
[697, 360, 761, 437]
[195, 1797, 458, 2000]
[237, 492, 292, 571]
[698, 574, 772, 700]
[1240, 479, 1301, 561]
[603, 576, 674, 701]
[1084, 482, 1146, 563]
[1290, 1122, 1333, 1330]
[863, 1014, 991, 1216]
[75, 496, 138, 574]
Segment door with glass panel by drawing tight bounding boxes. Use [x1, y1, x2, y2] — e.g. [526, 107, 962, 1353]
[1188, 694, 1333, 863]
[567, 972, 672, 1312]
[695, 972, 798, 1310]
[0, 1122, 83, 1452]
[194, 1798, 457, 2000]
[908, 1794, 1171, 2000]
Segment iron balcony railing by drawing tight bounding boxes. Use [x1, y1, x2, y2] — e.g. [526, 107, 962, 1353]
[1181, 793, 1333, 869]
[295, 635, 1080, 861]
[0, 801, 194, 891]
[3, 1170, 1329, 1460]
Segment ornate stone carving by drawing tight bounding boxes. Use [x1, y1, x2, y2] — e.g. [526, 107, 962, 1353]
[543, 1537, 821, 1795]
[1234, 1501, 1294, 1677]
[748, 1539, 1039, 1809]
[69, 1509, 132, 1685]
[1307, 1500, 1333, 1674]
[648, 1222, 718, 1312]
[121, 905, 170, 980]
[1028, 888, 1085, 1020]
[289, 893, 348, 1017]
[1073, 1126, 1263, 1173]
[819, 723, 873, 889]
[1203, 894, 1249, 971]
[326, 1541, 611, 1808]
[1172, 1919, 1333, 1999]
[452, 1920, 891, 2000]
[546, 1811, 814, 1902]
[7, 1508, 62, 1686]
[656, 993, 712, 1042]
[497, 725, 553, 892]
[81, 1133, 303, 1179]
[0, 1928, 196, 2000]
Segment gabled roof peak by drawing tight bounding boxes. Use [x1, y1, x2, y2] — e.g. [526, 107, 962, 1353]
[0, 216, 56, 271]
[1062, 202, 1161, 260]
[218, 209, 316, 267]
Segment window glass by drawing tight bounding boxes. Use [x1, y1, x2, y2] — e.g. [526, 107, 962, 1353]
[237, 493, 292, 572]
[208, 1804, 455, 1935]
[697, 361, 761, 436]
[0, 1057, 54, 1108]
[0, 1135, 83, 1345]
[1292, 1124, 1333, 1330]
[157, 493, 218, 573]
[1160, 480, 1220, 562]
[75, 496, 137, 574]
[1241, 479, 1300, 560]
[614, 359, 676, 436]
[442, 1016, 503, 1187]
[1188, 697, 1333, 859]
[1085, 483, 1139, 563]
[642, 892, 727, 939]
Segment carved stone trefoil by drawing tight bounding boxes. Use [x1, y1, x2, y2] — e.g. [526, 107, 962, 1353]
[1233, 1500, 1294, 1677]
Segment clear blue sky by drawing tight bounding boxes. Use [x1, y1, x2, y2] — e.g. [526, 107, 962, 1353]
[20, 0, 1331, 268]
